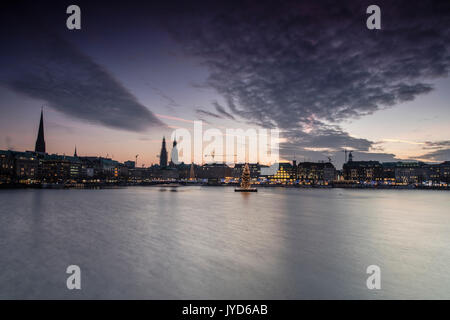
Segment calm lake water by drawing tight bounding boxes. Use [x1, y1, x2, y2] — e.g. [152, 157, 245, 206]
[0, 186, 449, 299]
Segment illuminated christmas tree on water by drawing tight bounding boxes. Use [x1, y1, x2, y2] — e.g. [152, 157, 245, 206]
[241, 163, 251, 189]
[235, 163, 257, 192]
[189, 163, 196, 181]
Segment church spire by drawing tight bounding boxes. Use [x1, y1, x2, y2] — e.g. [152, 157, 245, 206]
[170, 135, 179, 165]
[159, 136, 168, 167]
[34, 107, 46, 153]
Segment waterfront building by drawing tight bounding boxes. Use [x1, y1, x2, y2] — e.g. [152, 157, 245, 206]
[40, 157, 72, 183]
[424, 161, 450, 184]
[166, 162, 192, 180]
[378, 162, 427, 184]
[265, 162, 297, 183]
[393, 162, 426, 184]
[124, 160, 136, 169]
[233, 163, 261, 178]
[77, 156, 125, 182]
[39, 154, 81, 183]
[15, 152, 39, 183]
[0, 150, 38, 184]
[297, 161, 336, 184]
[343, 160, 383, 182]
[197, 163, 232, 180]
[381, 162, 396, 183]
[0, 150, 14, 183]
[151, 167, 179, 180]
[438, 161, 450, 183]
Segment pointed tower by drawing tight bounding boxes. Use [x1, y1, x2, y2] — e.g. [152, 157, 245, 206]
[74, 146, 78, 157]
[35, 108, 46, 153]
[170, 137, 178, 165]
[159, 137, 168, 167]
[348, 151, 353, 163]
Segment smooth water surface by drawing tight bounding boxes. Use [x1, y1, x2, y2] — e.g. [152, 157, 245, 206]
[0, 187, 449, 299]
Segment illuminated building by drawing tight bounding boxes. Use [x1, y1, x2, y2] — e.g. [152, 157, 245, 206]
[266, 162, 297, 183]
[197, 163, 232, 180]
[392, 162, 426, 184]
[0, 150, 38, 184]
[297, 162, 336, 184]
[233, 163, 261, 178]
[0, 150, 15, 183]
[381, 162, 396, 183]
[343, 160, 383, 182]
[39, 154, 81, 183]
[16, 153, 38, 183]
[424, 161, 450, 184]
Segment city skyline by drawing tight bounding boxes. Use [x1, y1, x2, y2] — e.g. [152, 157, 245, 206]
[1, 1, 450, 169]
[2, 1, 450, 303]
[9, 108, 450, 170]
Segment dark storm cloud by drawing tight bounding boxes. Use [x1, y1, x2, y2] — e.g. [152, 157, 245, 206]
[167, 0, 450, 155]
[0, 4, 164, 132]
[197, 101, 238, 121]
[423, 140, 450, 149]
[213, 101, 236, 120]
[195, 108, 222, 119]
[418, 148, 450, 161]
[149, 86, 180, 111]
[280, 124, 384, 166]
[346, 152, 399, 163]
[47, 122, 76, 134]
[282, 125, 373, 152]
[418, 140, 450, 161]
[279, 142, 399, 168]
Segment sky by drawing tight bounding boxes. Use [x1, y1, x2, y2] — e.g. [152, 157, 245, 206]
[0, 0, 449, 169]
